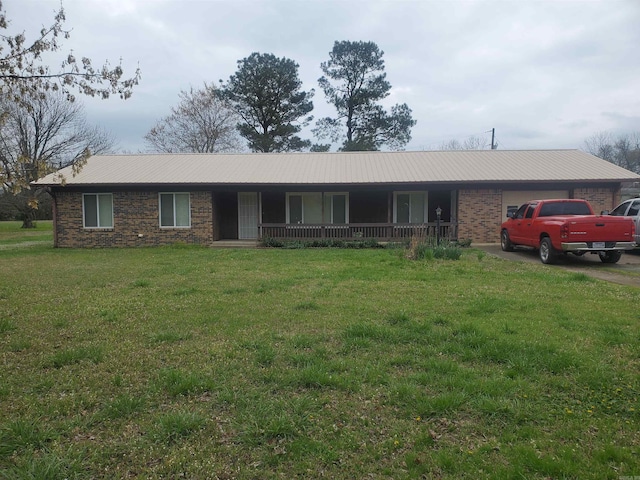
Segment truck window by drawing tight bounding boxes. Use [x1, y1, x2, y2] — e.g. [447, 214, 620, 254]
[628, 200, 640, 216]
[538, 202, 592, 217]
[513, 204, 528, 219]
[525, 205, 536, 219]
[610, 201, 630, 216]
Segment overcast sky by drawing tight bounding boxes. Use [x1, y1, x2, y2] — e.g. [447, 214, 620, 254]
[7, 0, 640, 153]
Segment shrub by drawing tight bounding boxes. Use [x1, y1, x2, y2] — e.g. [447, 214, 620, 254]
[261, 237, 284, 248]
[406, 235, 462, 261]
[261, 238, 382, 249]
[456, 238, 472, 248]
[433, 245, 462, 260]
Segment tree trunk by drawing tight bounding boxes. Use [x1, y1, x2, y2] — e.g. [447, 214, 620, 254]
[21, 208, 37, 229]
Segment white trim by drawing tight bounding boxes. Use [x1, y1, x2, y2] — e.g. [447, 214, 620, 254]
[159, 192, 191, 228]
[82, 193, 114, 229]
[393, 191, 428, 224]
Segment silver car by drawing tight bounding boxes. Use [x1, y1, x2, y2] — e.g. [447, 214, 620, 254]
[609, 198, 640, 245]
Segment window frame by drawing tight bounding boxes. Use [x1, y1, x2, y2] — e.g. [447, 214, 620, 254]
[323, 192, 349, 224]
[393, 191, 428, 224]
[159, 192, 191, 228]
[286, 192, 322, 224]
[285, 192, 350, 225]
[82, 193, 114, 229]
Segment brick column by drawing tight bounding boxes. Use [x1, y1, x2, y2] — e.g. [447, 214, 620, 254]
[457, 189, 502, 243]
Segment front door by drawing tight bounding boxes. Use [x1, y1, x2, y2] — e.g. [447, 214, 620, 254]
[238, 192, 258, 239]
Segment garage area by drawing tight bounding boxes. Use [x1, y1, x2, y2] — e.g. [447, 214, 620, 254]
[502, 190, 569, 220]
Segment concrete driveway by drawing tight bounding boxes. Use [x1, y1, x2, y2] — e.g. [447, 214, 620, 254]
[478, 244, 640, 287]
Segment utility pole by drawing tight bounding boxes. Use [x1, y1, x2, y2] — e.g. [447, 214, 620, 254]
[491, 128, 497, 150]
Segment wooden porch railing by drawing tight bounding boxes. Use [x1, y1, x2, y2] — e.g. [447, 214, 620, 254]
[258, 222, 458, 242]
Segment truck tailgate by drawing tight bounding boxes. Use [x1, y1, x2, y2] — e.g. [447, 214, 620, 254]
[564, 216, 634, 242]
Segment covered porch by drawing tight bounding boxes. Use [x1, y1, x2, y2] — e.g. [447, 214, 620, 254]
[213, 188, 458, 242]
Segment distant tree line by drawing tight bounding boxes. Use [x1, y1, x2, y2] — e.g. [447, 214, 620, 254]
[145, 41, 417, 154]
[583, 131, 640, 174]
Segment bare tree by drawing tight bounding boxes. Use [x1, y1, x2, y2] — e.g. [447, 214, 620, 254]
[440, 135, 490, 150]
[0, 0, 138, 226]
[0, 89, 114, 227]
[584, 131, 640, 173]
[0, 1, 140, 102]
[144, 83, 243, 153]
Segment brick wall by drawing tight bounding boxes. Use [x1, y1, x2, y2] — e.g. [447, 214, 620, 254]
[53, 190, 214, 247]
[52, 186, 622, 247]
[457, 186, 621, 244]
[457, 189, 503, 243]
[571, 187, 620, 215]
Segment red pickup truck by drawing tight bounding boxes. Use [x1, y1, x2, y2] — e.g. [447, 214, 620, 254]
[500, 199, 636, 264]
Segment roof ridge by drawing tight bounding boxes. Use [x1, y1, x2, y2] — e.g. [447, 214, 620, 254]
[96, 149, 581, 158]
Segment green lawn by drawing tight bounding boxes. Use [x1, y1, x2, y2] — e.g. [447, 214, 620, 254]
[0, 220, 53, 247]
[0, 242, 638, 478]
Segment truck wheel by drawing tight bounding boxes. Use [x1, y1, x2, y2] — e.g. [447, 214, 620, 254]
[539, 237, 557, 264]
[501, 230, 514, 252]
[598, 251, 622, 264]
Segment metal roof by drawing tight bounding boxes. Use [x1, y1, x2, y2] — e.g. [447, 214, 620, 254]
[32, 150, 640, 187]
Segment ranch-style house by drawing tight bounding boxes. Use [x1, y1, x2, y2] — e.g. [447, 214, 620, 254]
[33, 149, 640, 248]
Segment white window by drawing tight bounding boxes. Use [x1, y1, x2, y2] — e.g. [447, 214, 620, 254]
[323, 193, 348, 224]
[159, 193, 191, 228]
[83, 193, 113, 228]
[286, 193, 349, 224]
[287, 193, 322, 224]
[394, 192, 427, 223]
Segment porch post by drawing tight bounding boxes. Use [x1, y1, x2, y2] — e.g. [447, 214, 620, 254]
[321, 192, 325, 238]
[258, 192, 262, 239]
[387, 192, 393, 240]
[51, 190, 58, 247]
